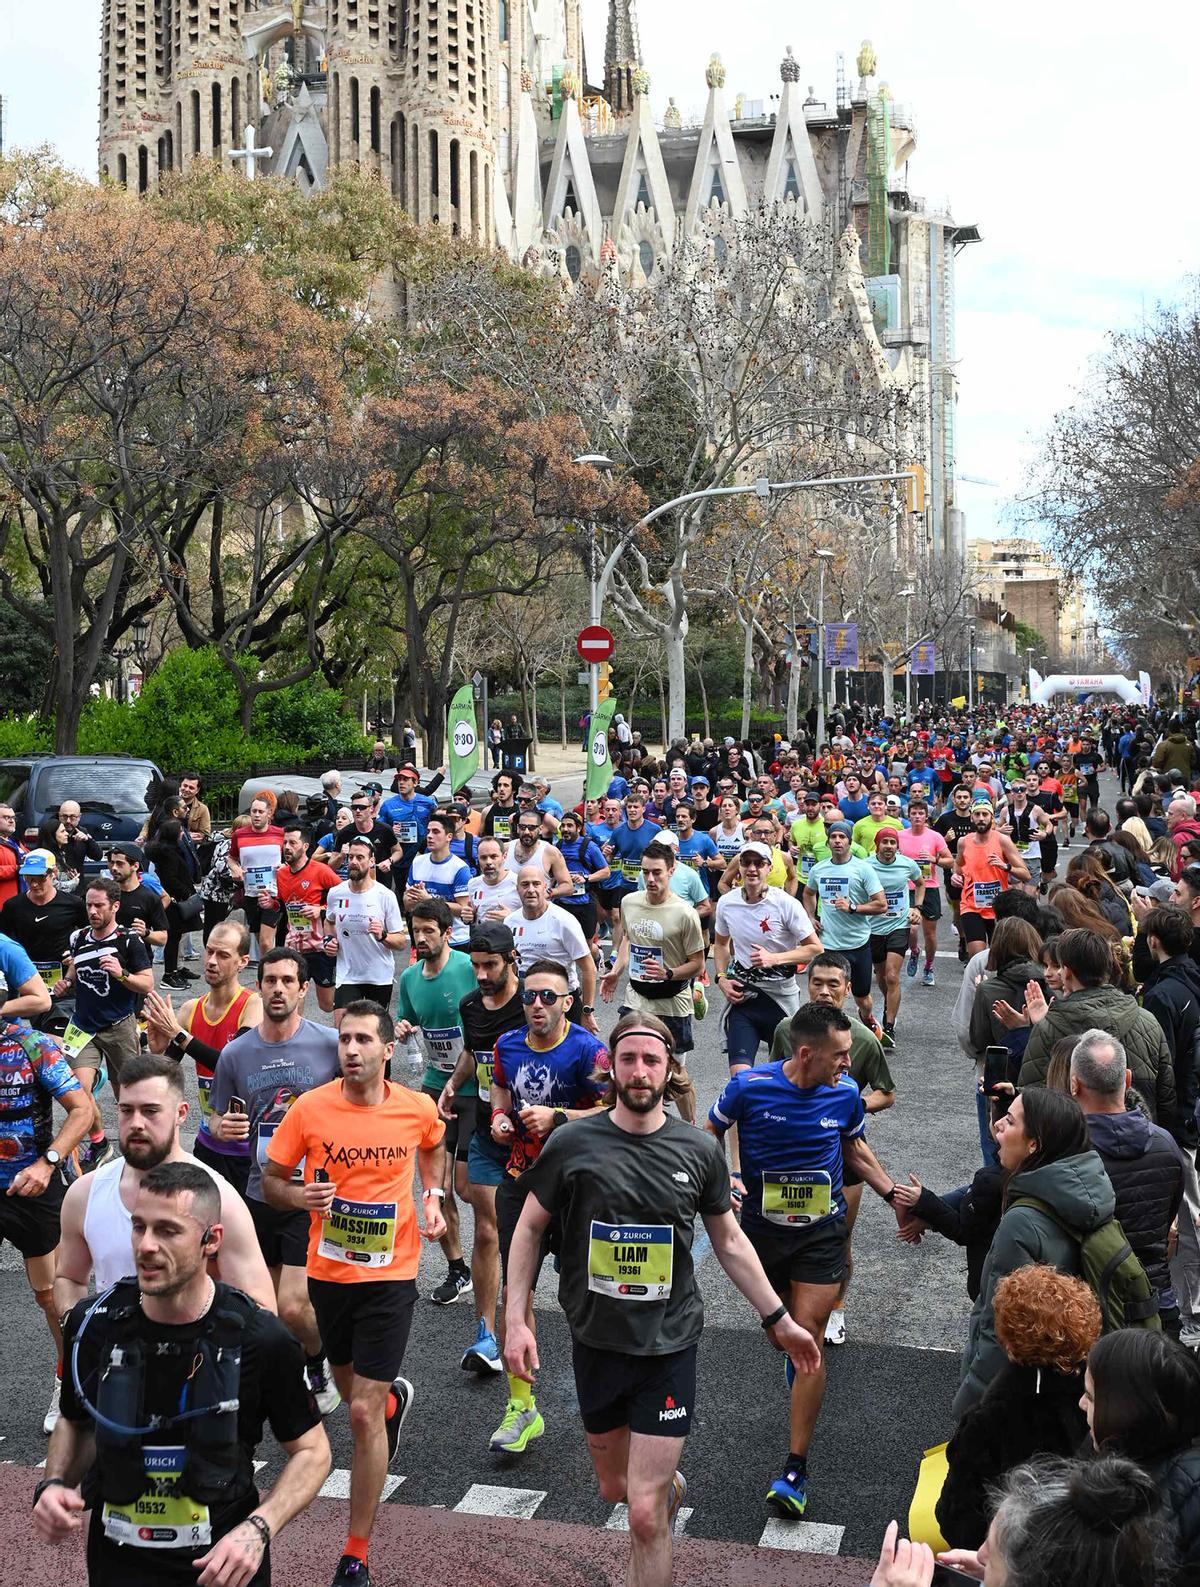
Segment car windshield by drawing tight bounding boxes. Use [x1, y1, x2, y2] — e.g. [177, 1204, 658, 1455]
[38, 765, 155, 816]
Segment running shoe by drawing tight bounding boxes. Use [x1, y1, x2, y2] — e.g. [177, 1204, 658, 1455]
[461, 1320, 503, 1375]
[330, 1557, 372, 1587]
[957, 939, 969, 964]
[824, 1308, 846, 1346]
[880, 1025, 896, 1050]
[306, 1357, 342, 1416]
[868, 1018, 885, 1042]
[385, 1377, 415, 1466]
[430, 1266, 473, 1305]
[43, 1379, 60, 1435]
[922, 967, 936, 988]
[906, 949, 919, 979]
[765, 1465, 808, 1518]
[488, 1398, 544, 1454]
[78, 1137, 115, 1174]
[161, 971, 191, 989]
[692, 982, 708, 1021]
[667, 1470, 688, 1531]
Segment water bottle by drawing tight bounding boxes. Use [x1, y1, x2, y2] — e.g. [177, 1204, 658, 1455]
[403, 1034, 424, 1075]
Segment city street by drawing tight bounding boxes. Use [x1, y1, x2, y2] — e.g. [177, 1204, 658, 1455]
[0, 769, 1012, 1581]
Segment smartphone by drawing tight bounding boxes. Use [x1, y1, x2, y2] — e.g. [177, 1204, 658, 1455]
[983, 1045, 1012, 1097]
[932, 1565, 980, 1585]
[313, 1168, 330, 1183]
[229, 1096, 246, 1115]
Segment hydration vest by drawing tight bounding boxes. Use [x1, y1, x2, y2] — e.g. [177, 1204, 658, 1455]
[84, 1279, 253, 1508]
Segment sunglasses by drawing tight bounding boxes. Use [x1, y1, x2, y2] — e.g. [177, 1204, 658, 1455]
[517, 824, 540, 835]
[521, 987, 564, 1006]
[351, 804, 371, 812]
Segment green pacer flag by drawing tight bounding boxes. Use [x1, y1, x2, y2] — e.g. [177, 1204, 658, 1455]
[447, 684, 480, 791]
[585, 699, 617, 801]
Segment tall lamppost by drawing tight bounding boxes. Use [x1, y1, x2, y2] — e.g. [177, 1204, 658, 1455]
[898, 586, 916, 717]
[815, 549, 836, 747]
[967, 624, 977, 714]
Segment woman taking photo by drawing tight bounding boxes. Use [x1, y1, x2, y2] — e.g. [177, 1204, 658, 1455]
[953, 1087, 1113, 1417]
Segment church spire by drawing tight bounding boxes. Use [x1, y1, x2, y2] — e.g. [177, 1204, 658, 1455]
[604, 0, 643, 118]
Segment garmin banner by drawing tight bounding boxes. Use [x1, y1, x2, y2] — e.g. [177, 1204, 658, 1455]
[824, 623, 859, 669]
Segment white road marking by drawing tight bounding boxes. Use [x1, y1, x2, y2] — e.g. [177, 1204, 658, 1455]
[758, 1518, 845, 1552]
[319, 1469, 404, 1503]
[454, 1483, 546, 1519]
[606, 1503, 693, 1535]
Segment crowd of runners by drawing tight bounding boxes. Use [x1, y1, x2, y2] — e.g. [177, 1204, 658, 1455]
[2, 701, 1200, 1586]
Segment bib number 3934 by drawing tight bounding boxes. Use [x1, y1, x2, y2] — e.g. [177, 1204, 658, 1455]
[319, 1196, 398, 1267]
[587, 1220, 673, 1301]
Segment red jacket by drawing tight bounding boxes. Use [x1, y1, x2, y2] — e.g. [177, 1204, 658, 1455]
[1170, 819, 1200, 878]
[0, 839, 24, 907]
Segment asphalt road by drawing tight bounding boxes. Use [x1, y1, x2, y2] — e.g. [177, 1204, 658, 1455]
[1, 760, 1058, 1578]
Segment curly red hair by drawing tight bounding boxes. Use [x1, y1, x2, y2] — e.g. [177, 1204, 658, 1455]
[994, 1264, 1101, 1373]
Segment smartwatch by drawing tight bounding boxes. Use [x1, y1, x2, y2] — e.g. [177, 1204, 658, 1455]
[552, 1109, 568, 1130]
[43, 1150, 61, 1167]
[883, 1184, 899, 1203]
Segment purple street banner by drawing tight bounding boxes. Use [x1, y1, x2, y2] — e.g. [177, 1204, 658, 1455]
[824, 623, 859, 669]
[911, 641, 936, 676]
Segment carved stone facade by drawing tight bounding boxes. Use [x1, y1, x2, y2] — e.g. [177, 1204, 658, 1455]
[98, 3, 977, 560]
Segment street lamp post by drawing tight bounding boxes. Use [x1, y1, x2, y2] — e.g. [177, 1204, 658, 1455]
[1026, 646, 1035, 701]
[573, 453, 615, 715]
[898, 586, 916, 719]
[967, 624, 977, 715]
[815, 550, 836, 749]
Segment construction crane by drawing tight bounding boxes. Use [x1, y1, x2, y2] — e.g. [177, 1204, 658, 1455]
[957, 473, 1002, 488]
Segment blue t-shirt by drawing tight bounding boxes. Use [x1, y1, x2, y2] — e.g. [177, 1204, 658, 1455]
[449, 834, 479, 875]
[609, 819, 661, 893]
[492, 1022, 607, 1177]
[0, 932, 38, 994]
[379, 791, 438, 855]
[557, 837, 607, 910]
[709, 1063, 864, 1236]
[805, 857, 881, 950]
[838, 794, 870, 822]
[68, 926, 152, 1033]
[0, 1022, 81, 1187]
[587, 821, 617, 850]
[537, 796, 565, 820]
[408, 851, 472, 944]
[677, 831, 719, 896]
[606, 776, 631, 800]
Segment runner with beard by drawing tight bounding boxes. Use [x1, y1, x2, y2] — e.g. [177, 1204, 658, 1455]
[934, 784, 975, 961]
[952, 800, 1030, 955]
[504, 808, 574, 899]
[142, 921, 262, 1195]
[504, 1012, 820, 1587]
[461, 836, 521, 927]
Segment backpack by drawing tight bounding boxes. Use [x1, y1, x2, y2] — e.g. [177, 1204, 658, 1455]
[1012, 1196, 1162, 1333]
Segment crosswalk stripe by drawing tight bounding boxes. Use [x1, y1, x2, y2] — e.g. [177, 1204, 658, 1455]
[605, 1503, 693, 1535]
[758, 1518, 845, 1553]
[319, 1469, 404, 1503]
[454, 1483, 546, 1519]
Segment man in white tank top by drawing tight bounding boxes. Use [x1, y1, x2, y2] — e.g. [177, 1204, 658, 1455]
[504, 810, 575, 900]
[54, 1052, 275, 1312]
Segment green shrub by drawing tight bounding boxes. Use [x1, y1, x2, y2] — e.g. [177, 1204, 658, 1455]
[0, 717, 52, 755]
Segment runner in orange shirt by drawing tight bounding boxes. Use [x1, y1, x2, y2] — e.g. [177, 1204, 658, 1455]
[262, 1001, 445, 1587]
[276, 822, 342, 1014]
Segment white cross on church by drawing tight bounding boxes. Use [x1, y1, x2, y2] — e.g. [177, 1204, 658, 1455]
[231, 125, 275, 181]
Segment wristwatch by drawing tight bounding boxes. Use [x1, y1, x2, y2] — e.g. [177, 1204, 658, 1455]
[552, 1109, 569, 1130]
[581, 1004, 596, 1015]
[43, 1150, 61, 1167]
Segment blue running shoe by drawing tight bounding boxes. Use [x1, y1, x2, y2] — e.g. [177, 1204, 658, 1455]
[460, 1319, 502, 1376]
[765, 1466, 808, 1518]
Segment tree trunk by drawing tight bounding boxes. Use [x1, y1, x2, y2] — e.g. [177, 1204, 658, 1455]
[880, 660, 895, 717]
[529, 669, 540, 752]
[665, 622, 687, 742]
[558, 673, 567, 749]
[518, 671, 532, 746]
[657, 669, 667, 752]
[786, 648, 801, 739]
[739, 595, 763, 742]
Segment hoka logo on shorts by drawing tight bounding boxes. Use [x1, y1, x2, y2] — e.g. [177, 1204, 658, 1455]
[658, 1396, 687, 1422]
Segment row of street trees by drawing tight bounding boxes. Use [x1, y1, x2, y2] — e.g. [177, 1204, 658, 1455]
[0, 147, 975, 756]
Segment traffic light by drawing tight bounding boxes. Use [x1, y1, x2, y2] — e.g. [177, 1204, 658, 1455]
[903, 462, 926, 514]
[597, 662, 612, 702]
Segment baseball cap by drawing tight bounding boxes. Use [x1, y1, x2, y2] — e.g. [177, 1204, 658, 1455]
[1136, 879, 1176, 904]
[396, 763, 420, 779]
[826, 820, 853, 838]
[690, 774, 710, 787]
[110, 842, 145, 866]
[740, 840, 773, 862]
[655, 828, 680, 849]
[885, 794, 903, 807]
[18, 849, 57, 876]
[803, 789, 820, 803]
[469, 922, 515, 956]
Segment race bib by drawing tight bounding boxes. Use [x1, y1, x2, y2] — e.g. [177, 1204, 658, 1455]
[196, 1072, 215, 1120]
[423, 1025, 462, 1072]
[319, 1196, 398, 1267]
[257, 1118, 304, 1181]
[629, 944, 665, 979]
[393, 820, 419, 845]
[972, 880, 1002, 909]
[817, 874, 849, 903]
[102, 1445, 212, 1550]
[61, 1021, 93, 1059]
[919, 861, 932, 880]
[761, 1171, 833, 1227]
[883, 886, 907, 919]
[799, 855, 813, 880]
[493, 818, 512, 843]
[571, 874, 589, 897]
[620, 860, 641, 883]
[34, 961, 63, 990]
[285, 901, 312, 933]
[587, 1220, 673, 1301]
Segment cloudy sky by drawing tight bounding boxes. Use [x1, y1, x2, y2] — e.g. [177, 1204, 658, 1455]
[4, 0, 1198, 546]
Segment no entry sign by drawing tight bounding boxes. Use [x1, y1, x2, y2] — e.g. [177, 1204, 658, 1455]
[577, 625, 615, 663]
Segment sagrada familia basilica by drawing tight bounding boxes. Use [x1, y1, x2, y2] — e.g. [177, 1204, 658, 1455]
[98, 0, 979, 564]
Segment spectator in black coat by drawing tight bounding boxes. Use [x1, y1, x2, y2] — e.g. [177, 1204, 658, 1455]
[146, 818, 197, 988]
[936, 1264, 1101, 1549]
[1140, 905, 1200, 1149]
[1085, 1329, 1200, 1584]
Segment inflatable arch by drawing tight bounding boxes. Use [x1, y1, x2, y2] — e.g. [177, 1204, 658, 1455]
[1029, 668, 1151, 707]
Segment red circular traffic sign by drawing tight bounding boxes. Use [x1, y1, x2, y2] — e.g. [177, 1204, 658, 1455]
[577, 625, 615, 663]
